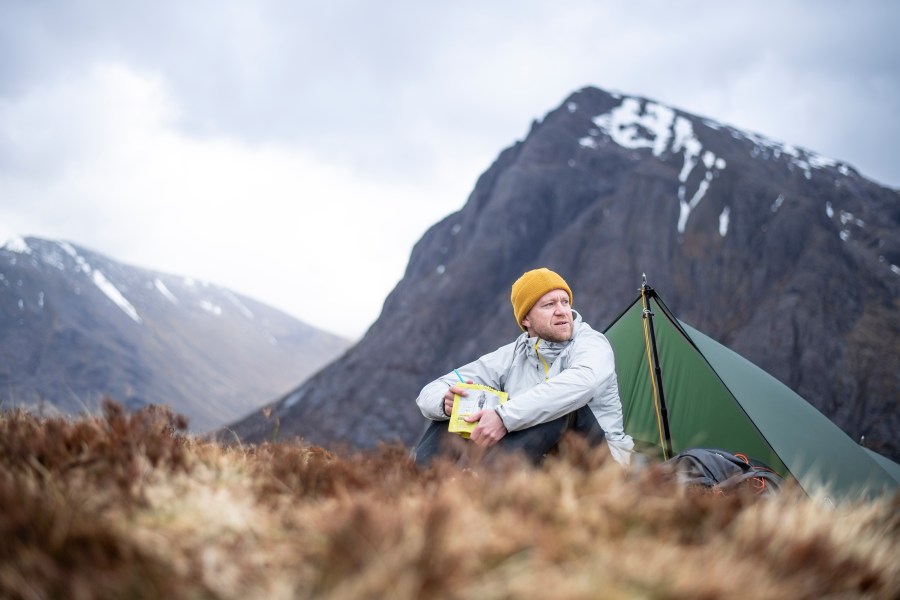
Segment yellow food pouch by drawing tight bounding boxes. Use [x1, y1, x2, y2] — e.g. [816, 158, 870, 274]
[448, 383, 508, 438]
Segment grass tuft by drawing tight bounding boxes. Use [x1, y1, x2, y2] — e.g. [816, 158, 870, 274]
[1, 402, 897, 599]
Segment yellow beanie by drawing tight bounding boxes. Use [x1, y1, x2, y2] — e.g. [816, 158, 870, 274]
[510, 268, 573, 330]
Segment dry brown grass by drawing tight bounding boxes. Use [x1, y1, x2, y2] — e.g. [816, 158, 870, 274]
[1, 402, 898, 599]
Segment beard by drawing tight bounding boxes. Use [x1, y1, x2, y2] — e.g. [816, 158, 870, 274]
[530, 319, 573, 343]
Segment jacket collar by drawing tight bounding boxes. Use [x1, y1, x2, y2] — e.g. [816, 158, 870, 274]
[517, 310, 583, 359]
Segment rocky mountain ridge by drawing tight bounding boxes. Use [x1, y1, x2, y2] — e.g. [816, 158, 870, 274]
[0, 236, 350, 431]
[228, 86, 899, 460]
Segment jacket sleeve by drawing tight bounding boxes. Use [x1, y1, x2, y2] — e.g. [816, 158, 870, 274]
[496, 330, 616, 431]
[415, 342, 517, 421]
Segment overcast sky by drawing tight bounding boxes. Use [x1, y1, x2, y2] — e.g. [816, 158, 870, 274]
[1, 1, 898, 338]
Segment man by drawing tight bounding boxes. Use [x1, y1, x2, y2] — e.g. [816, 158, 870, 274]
[413, 267, 634, 467]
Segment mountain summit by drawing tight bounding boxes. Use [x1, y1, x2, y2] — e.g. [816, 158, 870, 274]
[0, 236, 350, 431]
[229, 86, 900, 459]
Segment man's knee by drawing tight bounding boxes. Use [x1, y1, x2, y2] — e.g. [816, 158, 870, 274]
[496, 414, 570, 463]
[413, 420, 463, 467]
[571, 405, 605, 445]
[499, 407, 605, 462]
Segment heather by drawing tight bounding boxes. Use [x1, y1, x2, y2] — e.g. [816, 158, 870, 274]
[1, 402, 897, 599]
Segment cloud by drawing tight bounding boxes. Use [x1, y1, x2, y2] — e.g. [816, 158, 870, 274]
[0, 62, 464, 337]
[1, 1, 899, 338]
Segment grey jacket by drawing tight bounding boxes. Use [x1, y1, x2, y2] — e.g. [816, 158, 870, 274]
[416, 311, 634, 465]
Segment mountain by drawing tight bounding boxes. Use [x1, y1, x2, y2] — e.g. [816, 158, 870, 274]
[0, 237, 350, 431]
[228, 86, 900, 460]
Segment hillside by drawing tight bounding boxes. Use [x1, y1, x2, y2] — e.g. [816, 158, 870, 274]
[229, 86, 900, 461]
[0, 236, 350, 431]
[2, 405, 897, 599]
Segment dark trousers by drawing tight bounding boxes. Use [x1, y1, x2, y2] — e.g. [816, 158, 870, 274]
[412, 405, 605, 468]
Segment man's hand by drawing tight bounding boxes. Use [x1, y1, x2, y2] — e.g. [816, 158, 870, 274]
[465, 409, 508, 447]
[443, 380, 473, 416]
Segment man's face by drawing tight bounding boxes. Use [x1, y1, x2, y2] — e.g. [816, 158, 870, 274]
[521, 289, 573, 342]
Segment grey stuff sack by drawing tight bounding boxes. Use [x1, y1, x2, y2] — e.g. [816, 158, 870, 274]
[668, 448, 783, 496]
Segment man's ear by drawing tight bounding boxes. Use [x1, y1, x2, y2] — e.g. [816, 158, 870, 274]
[520, 315, 530, 329]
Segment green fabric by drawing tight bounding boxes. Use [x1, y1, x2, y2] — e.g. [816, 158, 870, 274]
[607, 299, 783, 472]
[604, 291, 898, 502]
[683, 320, 896, 500]
[862, 447, 900, 485]
[605, 300, 664, 454]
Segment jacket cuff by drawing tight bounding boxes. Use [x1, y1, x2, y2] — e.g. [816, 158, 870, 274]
[495, 405, 511, 430]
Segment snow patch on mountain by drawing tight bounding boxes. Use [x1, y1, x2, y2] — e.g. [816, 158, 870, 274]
[590, 97, 675, 157]
[738, 130, 849, 180]
[671, 118, 726, 234]
[579, 94, 857, 237]
[199, 299, 223, 316]
[224, 290, 254, 319]
[771, 194, 785, 213]
[154, 278, 179, 304]
[284, 389, 305, 408]
[4, 235, 32, 255]
[837, 209, 866, 242]
[839, 210, 865, 228]
[58, 242, 142, 324]
[718, 207, 731, 237]
[579, 96, 726, 234]
[41, 247, 67, 270]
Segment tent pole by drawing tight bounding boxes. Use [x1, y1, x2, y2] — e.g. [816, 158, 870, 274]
[641, 277, 674, 460]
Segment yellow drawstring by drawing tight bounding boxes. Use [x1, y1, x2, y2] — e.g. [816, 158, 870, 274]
[534, 339, 550, 381]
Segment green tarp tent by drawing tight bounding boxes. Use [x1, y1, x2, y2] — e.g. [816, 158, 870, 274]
[603, 284, 899, 503]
